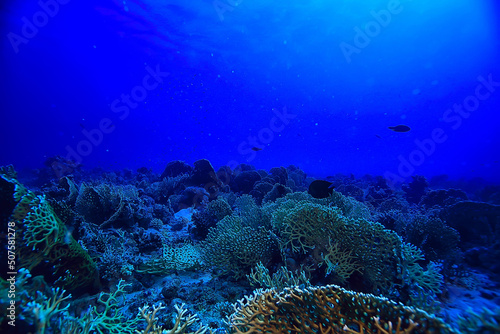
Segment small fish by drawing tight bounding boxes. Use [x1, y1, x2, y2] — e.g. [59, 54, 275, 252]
[388, 125, 411, 132]
[251, 147, 263, 151]
[375, 134, 382, 139]
[308, 180, 334, 199]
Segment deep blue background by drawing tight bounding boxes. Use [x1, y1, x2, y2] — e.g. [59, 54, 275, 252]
[1, 0, 500, 182]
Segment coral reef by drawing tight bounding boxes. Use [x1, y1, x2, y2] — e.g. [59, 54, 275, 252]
[2, 160, 499, 333]
[228, 285, 457, 334]
[0, 168, 98, 291]
[200, 215, 277, 279]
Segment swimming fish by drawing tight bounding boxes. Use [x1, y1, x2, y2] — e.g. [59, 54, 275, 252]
[251, 147, 263, 151]
[308, 180, 334, 199]
[388, 125, 411, 132]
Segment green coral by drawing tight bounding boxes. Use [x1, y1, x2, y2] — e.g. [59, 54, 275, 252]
[64, 281, 212, 334]
[234, 194, 271, 229]
[27, 287, 72, 334]
[278, 201, 345, 253]
[327, 190, 372, 220]
[263, 192, 327, 228]
[266, 195, 444, 299]
[274, 200, 403, 293]
[263, 190, 370, 232]
[458, 307, 500, 334]
[1, 168, 97, 291]
[20, 195, 97, 290]
[322, 239, 362, 284]
[23, 196, 61, 253]
[206, 197, 232, 221]
[247, 262, 310, 290]
[401, 243, 443, 294]
[66, 279, 141, 334]
[200, 214, 276, 279]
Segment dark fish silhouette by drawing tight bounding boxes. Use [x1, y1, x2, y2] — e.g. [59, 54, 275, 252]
[308, 180, 334, 199]
[388, 125, 411, 132]
[251, 147, 263, 151]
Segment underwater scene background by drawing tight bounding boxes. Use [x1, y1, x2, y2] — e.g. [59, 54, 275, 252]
[1, 0, 500, 333]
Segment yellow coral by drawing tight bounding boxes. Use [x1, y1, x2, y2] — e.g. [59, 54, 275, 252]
[137, 303, 211, 334]
[228, 285, 457, 334]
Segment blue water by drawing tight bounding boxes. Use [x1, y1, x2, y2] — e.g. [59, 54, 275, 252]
[2, 2, 500, 332]
[1, 0, 500, 182]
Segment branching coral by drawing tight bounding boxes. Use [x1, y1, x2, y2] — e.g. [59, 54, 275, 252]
[23, 195, 61, 253]
[401, 243, 443, 295]
[247, 262, 310, 290]
[228, 285, 457, 334]
[275, 200, 403, 293]
[27, 287, 71, 334]
[192, 198, 233, 239]
[458, 307, 500, 334]
[1, 169, 98, 291]
[263, 192, 328, 231]
[279, 201, 346, 253]
[66, 279, 141, 334]
[137, 303, 210, 334]
[322, 239, 362, 284]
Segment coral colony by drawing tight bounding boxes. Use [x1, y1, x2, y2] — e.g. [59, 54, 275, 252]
[1, 160, 500, 333]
